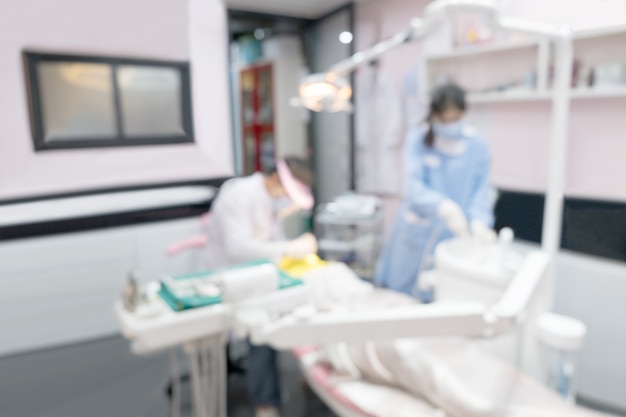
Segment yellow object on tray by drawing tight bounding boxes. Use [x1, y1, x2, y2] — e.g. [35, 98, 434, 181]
[279, 254, 327, 278]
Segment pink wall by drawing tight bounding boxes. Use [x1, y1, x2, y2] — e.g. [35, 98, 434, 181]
[355, 0, 429, 94]
[567, 99, 626, 201]
[355, 0, 626, 203]
[477, 96, 626, 202]
[0, 0, 233, 201]
[470, 103, 552, 193]
[467, 34, 626, 202]
[355, 0, 432, 230]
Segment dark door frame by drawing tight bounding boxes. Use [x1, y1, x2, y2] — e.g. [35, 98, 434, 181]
[226, 4, 356, 188]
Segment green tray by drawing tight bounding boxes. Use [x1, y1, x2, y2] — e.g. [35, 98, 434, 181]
[159, 259, 302, 312]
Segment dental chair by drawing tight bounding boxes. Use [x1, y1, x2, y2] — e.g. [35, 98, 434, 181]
[117, 232, 612, 417]
[234, 237, 610, 417]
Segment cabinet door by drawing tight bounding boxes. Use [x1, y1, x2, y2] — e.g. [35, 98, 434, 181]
[240, 68, 257, 175]
[257, 66, 274, 126]
[243, 130, 257, 175]
[260, 131, 276, 173]
[239, 65, 275, 175]
[257, 65, 275, 172]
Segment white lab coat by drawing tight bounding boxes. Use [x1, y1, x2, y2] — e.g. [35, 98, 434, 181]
[355, 67, 402, 195]
[204, 173, 285, 268]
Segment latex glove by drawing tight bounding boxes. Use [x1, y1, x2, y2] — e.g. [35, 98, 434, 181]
[437, 199, 469, 237]
[284, 233, 318, 259]
[471, 220, 497, 244]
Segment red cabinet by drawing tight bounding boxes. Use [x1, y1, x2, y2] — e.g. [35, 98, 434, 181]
[240, 64, 275, 175]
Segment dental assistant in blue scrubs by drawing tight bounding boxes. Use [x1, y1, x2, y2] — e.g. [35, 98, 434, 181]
[375, 84, 496, 296]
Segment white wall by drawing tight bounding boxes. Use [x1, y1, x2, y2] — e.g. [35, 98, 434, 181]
[0, 0, 233, 201]
[0, 218, 207, 357]
[554, 252, 626, 409]
[0, 0, 234, 355]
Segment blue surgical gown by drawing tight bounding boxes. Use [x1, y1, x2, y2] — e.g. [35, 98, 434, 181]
[375, 125, 495, 296]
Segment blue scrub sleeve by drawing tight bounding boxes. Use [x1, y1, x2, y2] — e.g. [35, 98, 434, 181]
[468, 148, 495, 227]
[403, 128, 446, 218]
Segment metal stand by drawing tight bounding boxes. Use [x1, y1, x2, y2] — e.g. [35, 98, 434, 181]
[183, 333, 228, 417]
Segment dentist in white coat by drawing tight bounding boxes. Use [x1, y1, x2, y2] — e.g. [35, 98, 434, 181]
[204, 156, 317, 417]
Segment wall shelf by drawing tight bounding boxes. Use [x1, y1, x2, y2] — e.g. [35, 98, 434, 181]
[425, 39, 540, 61]
[468, 90, 550, 103]
[573, 24, 626, 40]
[423, 25, 626, 104]
[570, 87, 626, 99]
[468, 87, 626, 104]
[421, 38, 550, 101]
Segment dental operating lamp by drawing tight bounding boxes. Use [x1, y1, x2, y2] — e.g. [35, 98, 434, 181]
[296, 0, 573, 298]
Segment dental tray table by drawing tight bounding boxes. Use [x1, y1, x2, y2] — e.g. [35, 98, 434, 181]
[159, 259, 303, 312]
[116, 259, 308, 417]
[116, 260, 307, 354]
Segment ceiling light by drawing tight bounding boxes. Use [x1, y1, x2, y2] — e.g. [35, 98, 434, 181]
[293, 73, 352, 113]
[339, 31, 353, 44]
[254, 29, 266, 40]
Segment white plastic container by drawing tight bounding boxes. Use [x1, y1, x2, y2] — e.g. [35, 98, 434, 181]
[433, 232, 526, 365]
[536, 312, 587, 402]
[435, 236, 523, 306]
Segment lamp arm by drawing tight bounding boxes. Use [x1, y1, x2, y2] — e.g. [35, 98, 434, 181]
[323, 0, 503, 78]
[327, 20, 422, 77]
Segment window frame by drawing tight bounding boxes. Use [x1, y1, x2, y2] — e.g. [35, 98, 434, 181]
[23, 50, 195, 151]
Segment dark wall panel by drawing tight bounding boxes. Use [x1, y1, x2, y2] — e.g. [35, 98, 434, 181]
[495, 189, 626, 263]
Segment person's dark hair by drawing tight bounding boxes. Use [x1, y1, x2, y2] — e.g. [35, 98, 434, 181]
[424, 84, 467, 147]
[265, 156, 315, 188]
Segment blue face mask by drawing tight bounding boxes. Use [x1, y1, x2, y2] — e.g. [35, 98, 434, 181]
[432, 120, 465, 139]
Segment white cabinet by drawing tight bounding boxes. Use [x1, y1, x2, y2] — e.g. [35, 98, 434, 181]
[0, 218, 202, 357]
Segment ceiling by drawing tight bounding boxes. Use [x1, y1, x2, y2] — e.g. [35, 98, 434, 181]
[224, 0, 367, 19]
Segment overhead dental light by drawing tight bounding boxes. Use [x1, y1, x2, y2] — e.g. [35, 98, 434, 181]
[295, 0, 569, 115]
[295, 0, 500, 113]
[292, 73, 353, 113]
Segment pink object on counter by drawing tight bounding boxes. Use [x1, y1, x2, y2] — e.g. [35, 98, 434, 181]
[166, 235, 208, 257]
[165, 213, 211, 256]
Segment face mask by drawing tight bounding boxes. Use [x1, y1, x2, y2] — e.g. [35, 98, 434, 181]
[272, 197, 292, 213]
[432, 120, 465, 139]
[273, 198, 299, 219]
